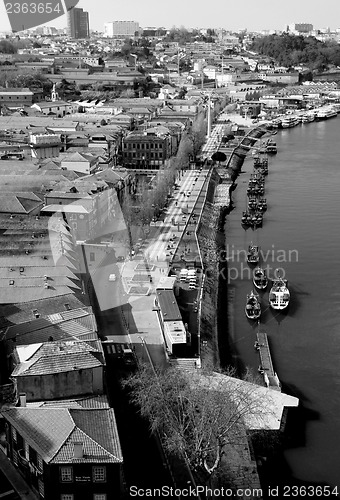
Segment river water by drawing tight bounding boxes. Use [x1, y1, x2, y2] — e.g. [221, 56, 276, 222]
[224, 116, 340, 489]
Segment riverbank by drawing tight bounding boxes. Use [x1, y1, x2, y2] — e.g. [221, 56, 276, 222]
[197, 125, 268, 370]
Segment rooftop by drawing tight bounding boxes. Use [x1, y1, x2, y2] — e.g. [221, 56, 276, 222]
[156, 289, 182, 321]
[2, 408, 123, 464]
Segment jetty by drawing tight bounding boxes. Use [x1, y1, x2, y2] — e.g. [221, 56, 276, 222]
[255, 331, 281, 391]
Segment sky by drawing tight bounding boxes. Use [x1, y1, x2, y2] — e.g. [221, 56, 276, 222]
[0, 0, 339, 33]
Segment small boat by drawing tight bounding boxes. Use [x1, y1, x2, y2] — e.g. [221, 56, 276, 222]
[269, 271, 290, 310]
[254, 156, 261, 167]
[257, 198, 267, 211]
[245, 290, 261, 320]
[247, 243, 260, 264]
[266, 139, 277, 154]
[248, 198, 257, 211]
[254, 213, 263, 226]
[253, 267, 268, 290]
[241, 211, 251, 225]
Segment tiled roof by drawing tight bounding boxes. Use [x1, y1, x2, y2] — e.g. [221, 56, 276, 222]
[27, 394, 110, 409]
[2, 408, 74, 462]
[2, 408, 123, 464]
[12, 351, 102, 377]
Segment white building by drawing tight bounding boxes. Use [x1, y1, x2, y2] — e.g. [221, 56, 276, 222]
[104, 21, 139, 38]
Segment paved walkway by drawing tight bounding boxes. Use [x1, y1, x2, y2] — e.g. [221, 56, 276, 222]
[0, 449, 38, 500]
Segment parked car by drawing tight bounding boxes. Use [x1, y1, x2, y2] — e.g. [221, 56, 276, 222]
[109, 274, 116, 281]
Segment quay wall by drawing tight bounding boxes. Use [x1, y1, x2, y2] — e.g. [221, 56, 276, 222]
[197, 126, 267, 369]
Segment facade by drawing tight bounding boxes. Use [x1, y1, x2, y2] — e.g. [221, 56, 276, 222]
[43, 188, 116, 242]
[288, 23, 313, 34]
[1, 407, 123, 500]
[0, 88, 34, 107]
[60, 152, 100, 175]
[122, 129, 176, 170]
[104, 21, 139, 38]
[67, 8, 90, 39]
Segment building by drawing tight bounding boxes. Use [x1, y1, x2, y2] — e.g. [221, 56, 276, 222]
[10, 340, 105, 402]
[288, 23, 313, 34]
[0, 88, 34, 108]
[104, 21, 139, 38]
[122, 128, 176, 170]
[67, 8, 90, 39]
[155, 281, 187, 356]
[1, 406, 123, 499]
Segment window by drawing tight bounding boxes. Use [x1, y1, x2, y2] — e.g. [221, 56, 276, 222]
[24, 440, 30, 460]
[11, 427, 17, 442]
[94, 495, 107, 500]
[37, 454, 43, 471]
[61, 496, 74, 500]
[92, 466, 106, 482]
[38, 479, 45, 498]
[60, 466, 73, 482]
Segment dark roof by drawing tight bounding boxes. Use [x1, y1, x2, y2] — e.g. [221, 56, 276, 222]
[0, 296, 88, 330]
[156, 289, 182, 321]
[3, 310, 97, 344]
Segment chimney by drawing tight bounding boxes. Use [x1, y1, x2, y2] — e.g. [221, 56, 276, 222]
[19, 393, 27, 407]
[73, 442, 83, 459]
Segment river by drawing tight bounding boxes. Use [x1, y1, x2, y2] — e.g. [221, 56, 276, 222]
[224, 116, 340, 489]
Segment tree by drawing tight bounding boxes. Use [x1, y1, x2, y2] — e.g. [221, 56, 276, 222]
[187, 113, 207, 159]
[211, 151, 227, 165]
[0, 40, 17, 54]
[123, 364, 273, 484]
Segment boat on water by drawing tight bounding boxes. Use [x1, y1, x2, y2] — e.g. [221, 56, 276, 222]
[315, 106, 338, 120]
[241, 211, 252, 226]
[247, 243, 260, 264]
[253, 213, 263, 226]
[281, 115, 300, 128]
[269, 271, 290, 310]
[301, 112, 315, 123]
[245, 290, 261, 320]
[253, 267, 268, 290]
[266, 139, 277, 154]
[248, 198, 257, 211]
[257, 198, 267, 211]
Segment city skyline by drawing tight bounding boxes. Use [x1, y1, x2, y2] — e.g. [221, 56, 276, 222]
[0, 0, 339, 33]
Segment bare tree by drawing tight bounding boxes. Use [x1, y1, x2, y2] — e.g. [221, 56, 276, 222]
[123, 364, 273, 484]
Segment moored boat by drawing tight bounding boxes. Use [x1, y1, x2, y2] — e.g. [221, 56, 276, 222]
[315, 106, 338, 120]
[281, 115, 300, 128]
[245, 290, 261, 320]
[253, 267, 268, 290]
[269, 271, 290, 310]
[257, 198, 267, 211]
[247, 243, 260, 264]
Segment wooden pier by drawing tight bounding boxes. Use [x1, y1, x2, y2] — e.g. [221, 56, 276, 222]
[255, 331, 281, 391]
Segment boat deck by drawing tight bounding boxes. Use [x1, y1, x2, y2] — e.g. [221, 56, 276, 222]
[256, 331, 281, 391]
